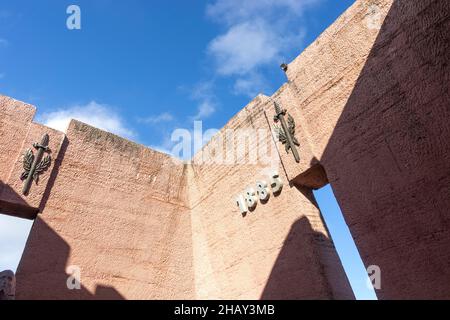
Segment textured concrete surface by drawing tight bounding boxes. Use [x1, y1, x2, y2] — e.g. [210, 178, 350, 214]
[15, 120, 195, 299]
[0, 95, 65, 219]
[3, 123, 65, 211]
[0, 0, 448, 300]
[189, 96, 352, 299]
[286, 0, 450, 299]
[0, 96, 35, 183]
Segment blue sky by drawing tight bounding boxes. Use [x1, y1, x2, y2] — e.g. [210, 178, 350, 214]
[314, 186, 377, 300]
[0, 0, 376, 299]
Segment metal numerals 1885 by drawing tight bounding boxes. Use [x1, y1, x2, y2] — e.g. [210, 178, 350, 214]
[236, 173, 283, 215]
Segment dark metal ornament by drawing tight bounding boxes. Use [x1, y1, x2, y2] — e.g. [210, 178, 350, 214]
[273, 102, 300, 163]
[21, 133, 52, 195]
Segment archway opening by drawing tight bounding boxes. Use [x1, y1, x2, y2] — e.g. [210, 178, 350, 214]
[0, 213, 33, 272]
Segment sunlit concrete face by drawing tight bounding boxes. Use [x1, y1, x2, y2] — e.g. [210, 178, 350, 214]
[0, 0, 449, 300]
[0, 98, 352, 299]
[286, 0, 393, 162]
[188, 96, 352, 299]
[14, 120, 194, 300]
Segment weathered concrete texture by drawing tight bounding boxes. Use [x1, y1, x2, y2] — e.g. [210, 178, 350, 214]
[0, 95, 65, 219]
[1, 93, 352, 299]
[287, 0, 450, 299]
[1, 0, 448, 300]
[0, 96, 35, 183]
[270, 84, 320, 186]
[189, 96, 353, 299]
[16, 120, 195, 299]
[0, 270, 15, 300]
[286, 0, 395, 163]
[3, 123, 65, 210]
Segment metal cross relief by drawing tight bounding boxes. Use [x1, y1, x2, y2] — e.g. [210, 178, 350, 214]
[21, 133, 52, 195]
[273, 101, 300, 163]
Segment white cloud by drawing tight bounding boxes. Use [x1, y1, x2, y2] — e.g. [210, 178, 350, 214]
[206, 0, 318, 96]
[138, 112, 174, 124]
[206, 0, 317, 24]
[38, 101, 136, 139]
[149, 131, 180, 158]
[233, 72, 269, 98]
[208, 21, 279, 76]
[193, 101, 216, 120]
[187, 81, 218, 120]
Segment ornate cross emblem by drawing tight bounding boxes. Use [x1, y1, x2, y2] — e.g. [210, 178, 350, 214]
[21, 133, 52, 195]
[273, 101, 300, 163]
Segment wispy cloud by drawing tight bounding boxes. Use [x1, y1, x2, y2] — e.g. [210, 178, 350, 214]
[208, 21, 279, 76]
[38, 101, 136, 139]
[146, 81, 219, 158]
[206, 0, 318, 24]
[232, 72, 270, 97]
[193, 100, 216, 120]
[138, 112, 174, 124]
[185, 81, 218, 120]
[0, 73, 5, 79]
[149, 133, 177, 157]
[206, 0, 318, 96]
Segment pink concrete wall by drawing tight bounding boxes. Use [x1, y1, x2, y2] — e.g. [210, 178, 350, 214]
[189, 96, 353, 299]
[15, 120, 194, 299]
[1, 0, 447, 300]
[1, 96, 351, 299]
[3, 1, 380, 300]
[0, 96, 35, 183]
[286, 0, 450, 299]
[0, 95, 65, 219]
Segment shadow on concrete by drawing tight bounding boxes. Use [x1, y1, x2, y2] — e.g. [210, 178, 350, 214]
[39, 136, 69, 212]
[261, 216, 354, 300]
[291, 158, 329, 190]
[0, 134, 69, 218]
[312, 0, 450, 299]
[15, 217, 125, 300]
[261, 0, 449, 300]
[0, 181, 38, 220]
[1, 176, 124, 299]
[0, 136, 69, 220]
